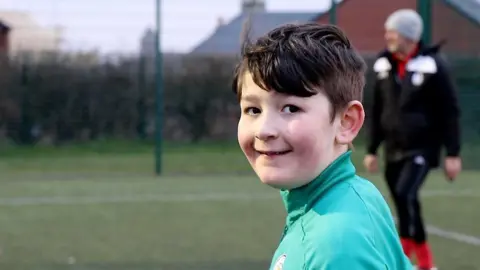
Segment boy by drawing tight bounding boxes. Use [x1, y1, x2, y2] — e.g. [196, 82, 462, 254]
[232, 23, 413, 269]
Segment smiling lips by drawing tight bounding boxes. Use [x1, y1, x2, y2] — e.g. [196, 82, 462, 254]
[256, 149, 292, 157]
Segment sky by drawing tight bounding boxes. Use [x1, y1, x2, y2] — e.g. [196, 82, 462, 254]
[0, 0, 332, 54]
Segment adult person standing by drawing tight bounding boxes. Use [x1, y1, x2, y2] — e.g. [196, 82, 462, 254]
[363, 9, 462, 270]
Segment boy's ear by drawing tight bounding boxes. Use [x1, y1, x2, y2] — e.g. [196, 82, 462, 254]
[335, 101, 365, 145]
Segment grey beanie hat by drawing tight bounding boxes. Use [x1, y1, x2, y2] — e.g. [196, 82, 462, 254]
[385, 9, 423, 41]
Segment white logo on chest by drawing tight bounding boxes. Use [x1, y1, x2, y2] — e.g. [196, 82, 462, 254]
[273, 254, 287, 270]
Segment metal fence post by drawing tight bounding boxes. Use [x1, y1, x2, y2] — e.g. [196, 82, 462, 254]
[329, 0, 337, 25]
[155, 0, 163, 175]
[417, 0, 432, 45]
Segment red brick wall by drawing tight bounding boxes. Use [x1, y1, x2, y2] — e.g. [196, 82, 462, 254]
[315, 0, 479, 55]
[315, 0, 416, 54]
[432, 1, 480, 55]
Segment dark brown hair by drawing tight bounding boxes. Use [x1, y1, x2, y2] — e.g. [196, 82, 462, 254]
[232, 22, 367, 120]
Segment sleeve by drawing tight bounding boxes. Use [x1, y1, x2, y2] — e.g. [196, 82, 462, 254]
[366, 79, 384, 155]
[433, 58, 461, 157]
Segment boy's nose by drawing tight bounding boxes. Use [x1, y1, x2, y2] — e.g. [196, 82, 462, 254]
[255, 118, 279, 141]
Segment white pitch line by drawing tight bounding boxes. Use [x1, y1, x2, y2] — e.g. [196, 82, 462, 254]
[421, 190, 480, 197]
[426, 224, 480, 246]
[0, 190, 479, 247]
[400, 190, 480, 246]
[392, 217, 480, 247]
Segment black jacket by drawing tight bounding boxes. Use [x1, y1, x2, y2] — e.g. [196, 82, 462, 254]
[366, 42, 461, 168]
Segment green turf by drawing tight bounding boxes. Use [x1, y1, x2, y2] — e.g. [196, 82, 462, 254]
[0, 142, 479, 269]
[0, 140, 372, 176]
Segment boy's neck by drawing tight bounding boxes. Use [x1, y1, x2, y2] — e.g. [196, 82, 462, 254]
[280, 150, 355, 226]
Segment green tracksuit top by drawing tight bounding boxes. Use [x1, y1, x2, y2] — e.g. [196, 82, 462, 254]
[269, 151, 413, 270]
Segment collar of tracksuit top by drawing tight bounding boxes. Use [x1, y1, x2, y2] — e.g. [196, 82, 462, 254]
[280, 150, 355, 226]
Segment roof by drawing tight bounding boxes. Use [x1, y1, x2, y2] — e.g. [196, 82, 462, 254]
[0, 20, 10, 32]
[0, 11, 40, 30]
[190, 12, 320, 55]
[443, 0, 480, 25]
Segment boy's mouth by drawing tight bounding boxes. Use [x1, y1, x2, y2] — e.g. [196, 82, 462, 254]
[256, 150, 292, 156]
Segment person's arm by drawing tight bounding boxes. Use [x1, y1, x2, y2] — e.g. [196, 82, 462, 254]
[366, 80, 384, 155]
[433, 58, 461, 157]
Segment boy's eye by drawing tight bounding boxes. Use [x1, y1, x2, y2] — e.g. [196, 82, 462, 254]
[244, 107, 261, 115]
[282, 105, 300, 113]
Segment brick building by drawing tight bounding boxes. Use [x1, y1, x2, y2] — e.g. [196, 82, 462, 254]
[191, 0, 480, 56]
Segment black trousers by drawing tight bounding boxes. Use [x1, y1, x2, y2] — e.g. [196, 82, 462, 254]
[385, 155, 430, 243]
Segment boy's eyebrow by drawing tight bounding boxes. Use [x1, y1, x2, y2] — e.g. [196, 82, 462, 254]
[240, 94, 260, 103]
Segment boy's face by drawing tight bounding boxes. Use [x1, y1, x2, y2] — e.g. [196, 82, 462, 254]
[237, 72, 348, 190]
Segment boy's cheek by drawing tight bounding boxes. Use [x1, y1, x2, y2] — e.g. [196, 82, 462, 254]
[287, 122, 326, 151]
[286, 123, 335, 170]
[237, 122, 254, 157]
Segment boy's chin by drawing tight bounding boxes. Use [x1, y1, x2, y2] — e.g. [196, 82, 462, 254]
[257, 171, 309, 190]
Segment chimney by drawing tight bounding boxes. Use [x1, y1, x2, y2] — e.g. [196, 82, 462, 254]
[217, 16, 225, 27]
[241, 0, 266, 13]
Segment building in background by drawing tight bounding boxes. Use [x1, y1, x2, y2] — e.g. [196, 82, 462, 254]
[140, 28, 155, 58]
[190, 0, 322, 55]
[0, 19, 10, 55]
[0, 11, 63, 61]
[191, 0, 480, 56]
[313, 0, 480, 56]
[139, 28, 184, 74]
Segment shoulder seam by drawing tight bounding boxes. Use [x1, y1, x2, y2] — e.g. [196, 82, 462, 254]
[347, 180, 378, 249]
[301, 212, 308, 270]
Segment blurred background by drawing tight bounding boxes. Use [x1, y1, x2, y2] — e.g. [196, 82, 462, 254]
[0, 0, 479, 269]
